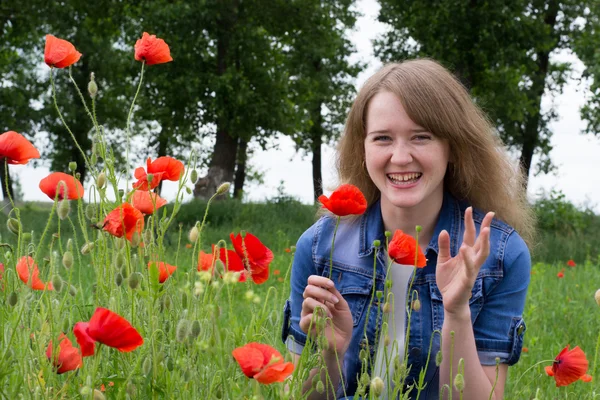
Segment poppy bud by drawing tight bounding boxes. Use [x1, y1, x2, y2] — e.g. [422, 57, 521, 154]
[80, 387, 92, 396]
[190, 169, 198, 184]
[84, 204, 95, 220]
[88, 73, 98, 98]
[384, 334, 390, 346]
[435, 351, 443, 366]
[176, 319, 189, 342]
[166, 357, 175, 371]
[146, 173, 154, 183]
[189, 320, 201, 339]
[62, 318, 70, 333]
[51, 275, 63, 293]
[370, 376, 384, 397]
[114, 252, 125, 269]
[415, 225, 422, 233]
[118, 188, 124, 200]
[57, 200, 70, 220]
[188, 225, 199, 243]
[595, 289, 600, 307]
[216, 182, 230, 196]
[372, 239, 381, 247]
[93, 390, 105, 400]
[315, 380, 325, 394]
[62, 251, 74, 269]
[142, 356, 152, 376]
[163, 295, 172, 310]
[126, 383, 136, 397]
[7, 218, 21, 235]
[81, 242, 94, 255]
[75, 172, 81, 180]
[68, 162, 77, 172]
[385, 279, 392, 289]
[185, 186, 192, 195]
[359, 349, 368, 363]
[129, 272, 142, 289]
[8, 292, 18, 306]
[412, 299, 421, 311]
[181, 292, 188, 309]
[376, 290, 383, 299]
[382, 302, 390, 313]
[130, 231, 141, 248]
[96, 172, 106, 189]
[115, 273, 123, 286]
[384, 231, 391, 238]
[68, 284, 77, 297]
[453, 373, 465, 392]
[22, 232, 32, 242]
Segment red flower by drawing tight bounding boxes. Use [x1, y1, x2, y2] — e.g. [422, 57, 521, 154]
[231, 232, 273, 284]
[44, 34, 82, 68]
[132, 190, 167, 214]
[198, 247, 247, 282]
[148, 261, 177, 283]
[73, 322, 95, 357]
[46, 334, 83, 374]
[557, 268, 565, 278]
[134, 32, 173, 65]
[39, 172, 84, 200]
[16, 256, 53, 290]
[544, 345, 589, 387]
[567, 259, 576, 267]
[388, 230, 427, 267]
[0, 131, 40, 165]
[102, 203, 144, 242]
[85, 307, 143, 352]
[232, 342, 294, 384]
[132, 157, 184, 190]
[318, 184, 367, 217]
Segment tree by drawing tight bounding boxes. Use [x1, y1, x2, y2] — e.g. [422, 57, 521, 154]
[576, 1, 600, 136]
[375, 0, 590, 186]
[284, 0, 363, 201]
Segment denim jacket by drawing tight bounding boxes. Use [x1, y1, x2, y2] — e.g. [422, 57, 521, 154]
[281, 192, 531, 399]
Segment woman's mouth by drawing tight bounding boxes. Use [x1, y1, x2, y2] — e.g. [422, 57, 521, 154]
[387, 172, 422, 185]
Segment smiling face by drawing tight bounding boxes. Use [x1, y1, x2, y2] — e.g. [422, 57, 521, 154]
[364, 91, 450, 216]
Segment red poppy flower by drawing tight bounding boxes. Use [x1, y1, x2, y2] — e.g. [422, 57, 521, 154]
[44, 35, 82, 68]
[0, 131, 40, 165]
[39, 172, 84, 200]
[198, 247, 247, 282]
[232, 342, 294, 384]
[318, 184, 367, 217]
[73, 322, 96, 357]
[102, 203, 144, 242]
[230, 232, 273, 284]
[148, 261, 177, 283]
[132, 190, 167, 214]
[544, 345, 589, 387]
[557, 269, 565, 278]
[388, 230, 427, 267]
[134, 32, 173, 66]
[16, 256, 53, 290]
[132, 157, 184, 190]
[567, 259, 576, 267]
[86, 307, 143, 352]
[46, 333, 83, 374]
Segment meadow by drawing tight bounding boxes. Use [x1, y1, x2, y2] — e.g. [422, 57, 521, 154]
[0, 197, 598, 399]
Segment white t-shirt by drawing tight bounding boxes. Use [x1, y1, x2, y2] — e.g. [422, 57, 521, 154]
[373, 262, 416, 399]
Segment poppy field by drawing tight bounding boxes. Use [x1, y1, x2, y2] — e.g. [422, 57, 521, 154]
[0, 33, 599, 399]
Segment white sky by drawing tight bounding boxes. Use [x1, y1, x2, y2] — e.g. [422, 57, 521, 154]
[10, 0, 600, 212]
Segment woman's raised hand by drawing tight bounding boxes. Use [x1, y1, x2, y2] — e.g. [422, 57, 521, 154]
[435, 207, 494, 316]
[299, 275, 354, 355]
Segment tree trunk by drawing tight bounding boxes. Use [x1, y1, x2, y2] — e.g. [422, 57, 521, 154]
[0, 158, 14, 211]
[518, 0, 558, 187]
[193, 0, 239, 199]
[156, 132, 169, 195]
[310, 98, 324, 201]
[233, 137, 248, 199]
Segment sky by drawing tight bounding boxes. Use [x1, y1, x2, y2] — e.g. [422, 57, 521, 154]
[11, 0, 600, 212]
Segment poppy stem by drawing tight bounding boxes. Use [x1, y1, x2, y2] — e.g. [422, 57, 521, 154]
[512, 359, 556, 388]
[327, 217, 341, 279]
[125, 62, 146, 188]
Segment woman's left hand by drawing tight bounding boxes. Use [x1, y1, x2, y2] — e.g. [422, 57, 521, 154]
[435, 207, 494, 316]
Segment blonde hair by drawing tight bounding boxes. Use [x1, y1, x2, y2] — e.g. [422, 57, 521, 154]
[336, 59, 536, 246]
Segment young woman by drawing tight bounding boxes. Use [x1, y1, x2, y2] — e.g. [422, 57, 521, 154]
[281, 59, 535, 399]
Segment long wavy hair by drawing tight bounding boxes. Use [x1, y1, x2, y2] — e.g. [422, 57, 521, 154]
[336, 59, 536, 246]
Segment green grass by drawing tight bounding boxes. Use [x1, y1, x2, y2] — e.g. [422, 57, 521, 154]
[0, 200, 599, 399]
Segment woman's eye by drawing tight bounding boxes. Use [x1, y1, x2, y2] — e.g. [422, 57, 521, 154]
[373, 135, 391, 142]
[414, 135, 432, 141]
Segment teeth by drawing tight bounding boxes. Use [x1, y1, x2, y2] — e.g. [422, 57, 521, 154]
[388, 173, 422, 182]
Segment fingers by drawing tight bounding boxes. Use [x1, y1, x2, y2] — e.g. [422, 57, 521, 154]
[463, 207, 475, 246]
[438, 230, 451, 263]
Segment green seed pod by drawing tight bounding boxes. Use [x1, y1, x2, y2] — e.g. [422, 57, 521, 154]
[370, 376, 384, 397]
[22, 232, 32, 242]
[412, 299, 421, 312]
[51, 275, 63, 293]
[166, 357, 174, 372]
[453, 373, 465, 392]
[372, 239, 381, 247]
[216, 182, 230, 196]
[435, 351, 443, 367]
[62, 318, 70, 333]
[7, 218, 20, 235]
[8, 291, 18, 306]
[163, 295, 172, 311]
[88, 73, 98, 98]
[115, 273, 123, 287]
[359, 349, 368, 363]
[85, 204, 96, 220]
[315, 380, 325, 394]
[69, 285, 77, 297]
[385, 279, 392, 289]
[382, 302, 391, 313]
[176, 319, 189, 342]
[190, 169, 198, 184]
[57, 200, 70, 220]
[130, 231, 141, 248]
[114, 252, 125, 269]
[81, 242, 94, 255]
[62, 251, 74, 269]
[118, 188, 124, 200]
[376, 290, 383, 300]
[360, 372, 370, 386]
[189, 320, 201, 339]
[68, 162, 77, 172]
[142, 356, 152, 376]
[96, 172, 106, 189]
[128, 272, 142, 290]
[181, 292, 188, 309]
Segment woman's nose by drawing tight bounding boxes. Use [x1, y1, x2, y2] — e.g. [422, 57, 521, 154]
[390, 144, 413, 165]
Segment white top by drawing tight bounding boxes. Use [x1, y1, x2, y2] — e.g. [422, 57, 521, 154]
[373, 261, 416, 399]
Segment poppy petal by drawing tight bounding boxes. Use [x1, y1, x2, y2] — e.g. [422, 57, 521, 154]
[318, 184, 367, 217]
[44, 35, 82, 68]
[87, 307, 143, 352]
[147, 156, 184, 181]
[39, 172, 84, 200]
[232, 345, 264, 378]
[132, 191, 167, 214]
[134, 32, 173, 66]
[254, 362, 295, 384]
[102, 203, 145, 241]
[0, 131, 40, 165]
[388, 229, 427, 267]
[552, 345, 589, 387]
[73, 322, 96, 357]
[15, 256, 52, 290]
[46, 334, 83, 374]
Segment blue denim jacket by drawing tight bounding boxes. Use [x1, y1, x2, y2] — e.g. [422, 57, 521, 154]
[282, 192, 530, 399]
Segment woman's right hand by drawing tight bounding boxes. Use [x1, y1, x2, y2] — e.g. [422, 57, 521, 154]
[299, 275, 354, 355]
